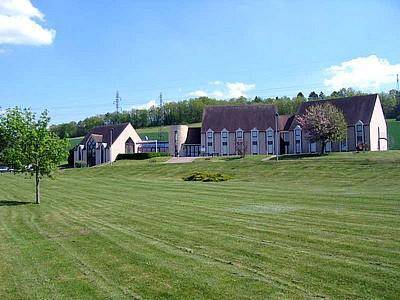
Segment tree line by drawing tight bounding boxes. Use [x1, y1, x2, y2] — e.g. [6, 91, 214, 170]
[50, 88, 400, 139]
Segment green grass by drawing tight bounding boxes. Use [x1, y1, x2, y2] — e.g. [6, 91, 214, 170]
[0, 151, 399, 299]
[387, 119, 400, 150]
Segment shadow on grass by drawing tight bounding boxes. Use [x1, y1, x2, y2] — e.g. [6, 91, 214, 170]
[221, 156, 243, 161]
[0, 200, 31, 206]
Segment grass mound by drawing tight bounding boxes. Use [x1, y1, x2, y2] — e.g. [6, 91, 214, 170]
[183, 171, 232, 182]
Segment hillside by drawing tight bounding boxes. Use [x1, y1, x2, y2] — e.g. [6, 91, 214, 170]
[0, 152, 399, 298]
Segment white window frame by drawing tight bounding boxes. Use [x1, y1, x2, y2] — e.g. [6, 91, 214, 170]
[294, 125, 302, 154]
[251, 128, 259, 155]
[266, 127, 275, 154]
[236, 128, 243, 141]
[221, 129, 229, 156]
[355, 120, 364, 146]
[206, 129, 214, 155]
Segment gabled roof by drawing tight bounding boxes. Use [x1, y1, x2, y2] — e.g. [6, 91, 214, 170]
[80, 123, 130, 146]
[184, 127, 201, 144]
[278, 114, 295, 131]
[201, 104, 278, 132]
[291, 94, 378, 129]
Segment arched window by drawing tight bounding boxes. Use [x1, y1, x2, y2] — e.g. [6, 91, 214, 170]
[125, 138, 135, 154]
[266, 128, 274, 154]
[294, 126, 302, 154]
[221, 129, 229, 156]
[355, 120, 364, 146]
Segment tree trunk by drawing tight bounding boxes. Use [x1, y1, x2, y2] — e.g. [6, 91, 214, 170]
[35, 170, 40, 204]
[321, 142, 326, 155]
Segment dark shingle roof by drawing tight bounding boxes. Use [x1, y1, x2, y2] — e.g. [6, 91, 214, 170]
[201, 104, 278, 132]
[278, 114, 295, 131]
[291, 94, 378, 129]
[184, 127, 201, 144]
[80, 123, 130, 146]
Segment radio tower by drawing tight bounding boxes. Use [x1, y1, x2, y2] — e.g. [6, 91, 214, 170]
[159, 92, 164, 140]
[114, 91, 121, 114]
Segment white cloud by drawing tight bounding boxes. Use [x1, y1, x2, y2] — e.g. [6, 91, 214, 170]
[188, 81, 256, 99]
[0, 0, 55, 46]
[134, 100, 157, 109]
[189, 90, 208, 97]
[324, 55, 400, 90]
[225, 82, 255, 98]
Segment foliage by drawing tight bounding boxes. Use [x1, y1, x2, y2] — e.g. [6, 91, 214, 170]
[116, 152, 170, 160]
[297, 103, 347, 154]
[0, 108, 68, 204]
[68, 149, 74, 166]
[50, 88, 400, 140]
[183, 171, 232, 182]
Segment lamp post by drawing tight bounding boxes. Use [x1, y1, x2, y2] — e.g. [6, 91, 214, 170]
[275, 112, 279, 161]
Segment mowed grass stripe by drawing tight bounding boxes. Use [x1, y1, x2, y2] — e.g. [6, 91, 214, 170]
[1, 151, 400, 298]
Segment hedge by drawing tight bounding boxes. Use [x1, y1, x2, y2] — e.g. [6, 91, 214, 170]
[183, 171, 232, 182]
[116, 152, 170, 160]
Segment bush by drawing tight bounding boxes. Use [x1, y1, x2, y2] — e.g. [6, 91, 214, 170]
[396, 115, 400, 121]
[74, 161, 87, 168]
[183, 171, 232, 182]
[116, 152, 170, 160]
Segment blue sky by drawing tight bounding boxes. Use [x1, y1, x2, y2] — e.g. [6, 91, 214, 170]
[0, 0, 399, 123]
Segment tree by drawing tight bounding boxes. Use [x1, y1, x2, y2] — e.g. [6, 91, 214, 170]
[308, 91, 319, 100]
[296, 103, 347, 154]
[318, 91, 325, 100]
[0, 108, 68, 204]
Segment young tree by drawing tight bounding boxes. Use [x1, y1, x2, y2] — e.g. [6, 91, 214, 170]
[296, 103, 347, 154]
[0, 108, 68, 204]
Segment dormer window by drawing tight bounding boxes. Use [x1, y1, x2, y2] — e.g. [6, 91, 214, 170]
[236, 129, 243, 140]
[266, 128, 274, 154]
[221, 129, 229, 155]
[251, 128, 259, 155]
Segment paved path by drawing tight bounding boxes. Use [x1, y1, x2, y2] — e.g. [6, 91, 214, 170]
[165, 157, 199, 164]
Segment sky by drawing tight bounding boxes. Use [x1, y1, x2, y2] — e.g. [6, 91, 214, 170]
[0, 0, 399, 124]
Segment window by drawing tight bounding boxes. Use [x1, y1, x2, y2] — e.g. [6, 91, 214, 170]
[207, 129, 214, 155]
[251, 129, 259, 154]
[236, 129, 243, 140]
[266, 128, 274, 154]
[355, 120, 364, 145]
[221, 129, 229, 155]
[294, 126, 302, 154]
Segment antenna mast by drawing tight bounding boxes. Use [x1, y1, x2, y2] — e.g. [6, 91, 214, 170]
[114, 91, 121, 114]
[159, 92, 163, 140]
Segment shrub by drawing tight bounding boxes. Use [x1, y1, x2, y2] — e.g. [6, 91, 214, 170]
[116, 152, 170, 160]
[183, 171, 232, 182]
[74, 161, 87, 168]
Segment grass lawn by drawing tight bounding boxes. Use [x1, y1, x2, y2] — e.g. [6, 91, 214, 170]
[0, 152, 399, 299]
[387, 119, 400, 150]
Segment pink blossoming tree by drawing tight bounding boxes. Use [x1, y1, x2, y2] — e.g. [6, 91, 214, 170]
[296, 103, 347, 154]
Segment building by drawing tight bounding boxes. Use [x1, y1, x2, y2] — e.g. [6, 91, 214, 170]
[74, 123, 142, 167]
[169, 94, 388, 156]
